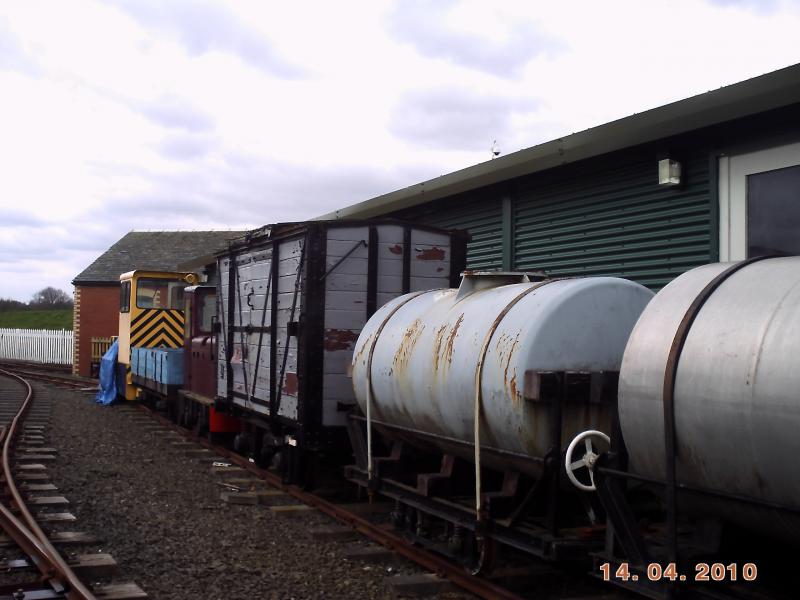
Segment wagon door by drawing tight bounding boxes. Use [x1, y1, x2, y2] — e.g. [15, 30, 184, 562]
[217, 247, 274, 413]
[273, 236, 305, 421]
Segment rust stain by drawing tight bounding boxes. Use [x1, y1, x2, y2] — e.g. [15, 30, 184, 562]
[393, 318, 425, 372]
[432, 323, 448, 371]
[442, 314, 464, 367]
[353, 331, 374, 363]
[388, 244, 403, 255]
[494, 331, 521, 405]
[416, 246, 446, 261]
[282, 372, 299, 395]
[324, 328, 359, 351]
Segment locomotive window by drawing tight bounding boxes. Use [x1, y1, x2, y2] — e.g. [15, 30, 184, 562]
[136, 278, 188, 310]
[119, 281, 131, 313]
[747, 165, 800, 257]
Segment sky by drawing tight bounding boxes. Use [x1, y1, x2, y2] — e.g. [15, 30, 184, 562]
[1, 0, 799, 301]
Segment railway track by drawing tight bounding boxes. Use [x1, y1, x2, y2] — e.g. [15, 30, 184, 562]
[0, 362, 95, 392]
[0, 368, 145, 600]
[136, 405, 527, 599]
[134, 404, 628, 600]
[2, 364, 628, 599]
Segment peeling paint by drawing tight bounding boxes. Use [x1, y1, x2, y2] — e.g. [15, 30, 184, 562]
[324, 328, 359, 351]
[388, 244, 403, 255]
[282, 372, 298, 395]
[415, 246, 446, 261]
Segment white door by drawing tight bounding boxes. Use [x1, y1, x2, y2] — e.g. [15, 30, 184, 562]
[718, 142, 800, 261]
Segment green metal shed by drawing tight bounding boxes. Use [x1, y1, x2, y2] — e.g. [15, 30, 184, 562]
[319, 64, 800, 290]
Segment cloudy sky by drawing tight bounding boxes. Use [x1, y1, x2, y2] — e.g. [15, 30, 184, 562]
[1, 0, 798, 301]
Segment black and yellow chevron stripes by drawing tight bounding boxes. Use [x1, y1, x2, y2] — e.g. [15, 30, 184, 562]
[130, 308, 185, 349]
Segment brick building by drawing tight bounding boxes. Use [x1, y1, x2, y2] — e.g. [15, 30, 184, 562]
[71, 230, 244, 377]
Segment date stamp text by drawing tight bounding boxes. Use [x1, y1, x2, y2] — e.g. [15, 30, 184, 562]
[600, 562, 757, 583]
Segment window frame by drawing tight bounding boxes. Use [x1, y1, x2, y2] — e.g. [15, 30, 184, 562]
[119, 281, 131, 313]
[718, 141, 800, 261]
[134, 277, 189, 310]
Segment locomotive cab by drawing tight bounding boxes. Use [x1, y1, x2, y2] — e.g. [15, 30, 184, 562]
[117, 270, 197, 401]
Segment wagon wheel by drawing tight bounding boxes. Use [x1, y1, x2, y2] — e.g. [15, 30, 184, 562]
[565, 430, 610, 492]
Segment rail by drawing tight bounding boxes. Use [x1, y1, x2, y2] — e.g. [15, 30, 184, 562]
[0, 367, 96, 599]
[0, 360, 93, 390]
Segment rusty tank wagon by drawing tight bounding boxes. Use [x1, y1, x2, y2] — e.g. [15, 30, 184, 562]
[346, 270, 654, 565]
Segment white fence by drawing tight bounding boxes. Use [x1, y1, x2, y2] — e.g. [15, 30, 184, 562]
[0, 328, 73, 365]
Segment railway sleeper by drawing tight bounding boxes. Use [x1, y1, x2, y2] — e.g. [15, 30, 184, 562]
[35, 512, 76, 522]
[93, 582, 149, 599]
[25, 495, 69, 506]
[0, 553, 117, 579]
[310, 525, 360, 542]
[0, 582, 147, 600]
[387, 573, 456, 598]
[15, 454, 57, 462]
[342, 545, 398, 565]
[0, 531, 102, 549]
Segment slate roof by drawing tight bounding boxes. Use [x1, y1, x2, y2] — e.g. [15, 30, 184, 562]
[72, 230, 247, 285]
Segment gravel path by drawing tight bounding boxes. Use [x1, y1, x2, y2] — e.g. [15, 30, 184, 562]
[39, 383, 474, 600]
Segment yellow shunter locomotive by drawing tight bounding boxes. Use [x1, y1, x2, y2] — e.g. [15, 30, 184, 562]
[118, 270, 197, 400]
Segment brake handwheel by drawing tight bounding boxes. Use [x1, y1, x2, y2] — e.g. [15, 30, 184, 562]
[565, 430, 610, 492]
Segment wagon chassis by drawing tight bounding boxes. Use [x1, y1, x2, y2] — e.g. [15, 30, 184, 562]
[346, 369, 617, 567]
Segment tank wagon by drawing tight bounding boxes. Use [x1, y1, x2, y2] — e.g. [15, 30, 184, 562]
[214, 220, 468, 485]
[347, 271, 654, 566]
[566, 255, 800, 599]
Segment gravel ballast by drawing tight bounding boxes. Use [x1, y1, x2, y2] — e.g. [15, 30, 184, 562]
[39, 383, 474, 599]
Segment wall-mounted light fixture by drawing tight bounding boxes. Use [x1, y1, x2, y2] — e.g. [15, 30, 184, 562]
[658, 158, 681, 186]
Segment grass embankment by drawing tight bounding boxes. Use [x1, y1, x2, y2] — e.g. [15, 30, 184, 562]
[0, 309, 73, 330]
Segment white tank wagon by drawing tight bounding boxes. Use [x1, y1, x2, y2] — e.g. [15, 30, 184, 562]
[351, 272, 654, 476]
[616, 256, 800, 541]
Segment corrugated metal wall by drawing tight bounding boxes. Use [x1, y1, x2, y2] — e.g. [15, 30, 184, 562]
[407, 191, 504, 269]
[397, 147, 713, 290]
[513, 152, 712, 289]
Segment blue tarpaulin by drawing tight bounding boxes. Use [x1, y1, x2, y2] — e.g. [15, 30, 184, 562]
[95, 339, 119, 405]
